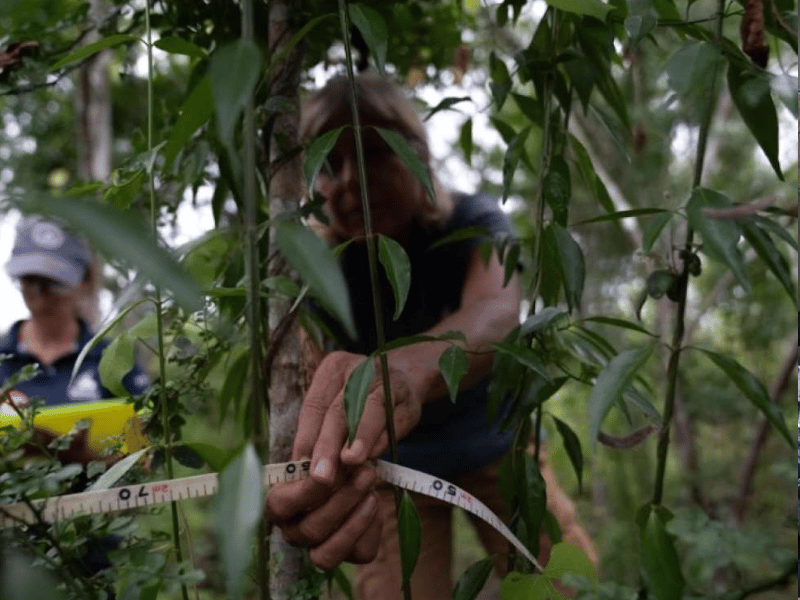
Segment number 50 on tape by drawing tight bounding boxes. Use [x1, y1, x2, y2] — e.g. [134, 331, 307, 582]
[0, 458, 542, 571]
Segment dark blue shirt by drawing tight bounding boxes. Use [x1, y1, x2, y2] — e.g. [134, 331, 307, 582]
[0, 320, 148, 407]
[330, 193, 515, 478]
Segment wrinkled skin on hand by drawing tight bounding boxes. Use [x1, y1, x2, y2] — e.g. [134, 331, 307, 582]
[266, 350, 424, 570]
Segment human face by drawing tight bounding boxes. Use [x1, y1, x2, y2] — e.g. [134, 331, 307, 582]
[315, 126, 426, 241]
[17, 275, 80, 320]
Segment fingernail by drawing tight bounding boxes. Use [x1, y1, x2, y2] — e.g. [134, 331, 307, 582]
[313, 458, 329, 478]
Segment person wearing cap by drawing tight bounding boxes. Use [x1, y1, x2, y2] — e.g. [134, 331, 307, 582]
[0, 216, 148, 409]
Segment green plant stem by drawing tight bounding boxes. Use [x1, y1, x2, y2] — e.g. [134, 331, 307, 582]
[145, 4, 189, 599]
[652, 0, 725, 506]
[338, 3, 408, 599]
[240, 0, 270, 598]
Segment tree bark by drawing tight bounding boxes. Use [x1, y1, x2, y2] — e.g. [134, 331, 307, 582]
[266, 1, 306, 597]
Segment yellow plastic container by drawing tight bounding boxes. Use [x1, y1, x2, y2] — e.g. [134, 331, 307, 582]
[0, 400, 148, 453]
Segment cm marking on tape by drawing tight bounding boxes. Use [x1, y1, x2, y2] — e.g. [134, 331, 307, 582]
[0, 458, 541, 571]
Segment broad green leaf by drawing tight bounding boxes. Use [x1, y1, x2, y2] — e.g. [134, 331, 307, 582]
[544, 156, 571, 226]
[348, 4, 388, 75]
[427, 226, 491, 251]
[589, 345, 655, 445]
[452, 556, 495, 600]
[459, 118, 474, 166]
[154, 36, 206, 59]
[164, 78, 214, 170]
[331, 565, 355, 600]
[625, 13, 657, 47]
[728, 63, 783, 180]
[518, 453, 546, 556]
[581, 316, 657, 336]
[424, 96, 472, 121]
[500, 572, 552, 600]
[181, 442, 230, 472]
[548, 223, 585, 313]
[103, 170, 145, 209]
[501, 126, 531, 204]
[546, 0, 613, 20]
[274, 220, 356, 339]
[86, 448, 148, 492]
[552, 417, 583, 491]
[685, 188, 750, 292]
[646, 269, 677, 299]
[99, 333, 135, 397]
[398, 490, 421, 585]
[637, 504, 684, 600]
[489, 52, 512, 109]
[664, 42, 723, 99]
[218, 346, 250, 422]
[215, 444, 263, 600]
[378, 235, 412, 320]
[303, 127, 344, 193]
[344, 357, 375, 444]
[577, 208, 668, 226]
[438, 345, 469, 402]
[642, 211, 674, 253]
[564, 59, 595, 114]
[769, 72, 798, 118]
[520, 307, 569, 336]
[375, 127, 436, 204]
[381, 331, 467, 352]
[543, 541, 598, 584]
[699, 349, 792, 447]
[51, 34, 139, 70]
[493, 341, 549, 380]
[208, 40, 262, 148]
[174, 444, 205, 469]
[503, 243, 520, 287]
[18, 196, 202, 311]
[755, 214, 797, 250]
[741, 221, 796, 305]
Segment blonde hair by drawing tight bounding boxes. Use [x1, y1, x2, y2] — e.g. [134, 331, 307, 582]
[300, 73, 453, 243]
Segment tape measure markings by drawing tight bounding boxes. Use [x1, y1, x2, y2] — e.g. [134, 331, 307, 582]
[1, 458, 541, 571]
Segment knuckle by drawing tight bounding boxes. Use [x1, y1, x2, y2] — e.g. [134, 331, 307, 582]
[310, 547, 338, 572]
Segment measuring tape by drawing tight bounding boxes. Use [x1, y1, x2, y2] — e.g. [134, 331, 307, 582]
[0, 458, 541, 571]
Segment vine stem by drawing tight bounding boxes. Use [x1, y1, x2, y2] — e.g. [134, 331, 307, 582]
[651, 0, 725, 506]
[337, 3, 408, 599]
[239, 0, 270, 597]
[144, 3, 189, 599]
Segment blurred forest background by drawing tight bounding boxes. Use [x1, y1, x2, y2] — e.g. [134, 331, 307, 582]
[0, 0, 797, 599]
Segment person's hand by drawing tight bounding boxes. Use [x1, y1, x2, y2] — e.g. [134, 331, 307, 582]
[266, 350, 424, 570]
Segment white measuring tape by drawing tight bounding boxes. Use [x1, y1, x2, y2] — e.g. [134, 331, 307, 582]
[0, 458, 541, 570]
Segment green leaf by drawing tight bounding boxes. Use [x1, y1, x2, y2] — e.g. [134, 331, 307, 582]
[99, 334, 135, 397]
[741, 221, 796, 305]
[546, 0, 613, 20]
[577, 208, 668, 226]
[86, 448, 148, 492]
[378, 235, 412, 320]
[374, 127, 436, 205]
[624, 13, 658, 47]
[727, 63, 783, 180]
[424, 96, 472, 121]
[218, 346, 250, 422]
[544, 156, 571, 226]
[103, 170, 145, 210]
[174, 444, 205, 469]
[642, 211, 674, 253]
[274, 220, 356, 339]
[552, 417, 583, 492]
[208, 40, 262, 148]
[215, 444, 263, 600]
[589, 345, 655, 445]
[427, 226, 491, 251]
[348, 4, 388, 75]
[398, 490, 421, 585]
[548, 223, 585, 313]
[664, 41, 724, 99]
[501, 126, 531, 204]
[51, 34, 139, 70]
[520, 307, 569, 336]
[543, 541, 598, 584]
[685, 188, 750, 292]
[381, 331, 467, 352]
[489, 52, 512, 109]
[304, 127, 344, 193]
[699, 350, 792, 448]
[581, 316, 657, 336]
[438, 345, 469, 402]
[19, 196, 202, 311]
[164, 78, 214, 170]
[181, 442, 230, 472]
[459, 118, 474, 166]
[503, 243, 521, 287]
[500, 572, 552, 600]
[493, 341, 549, 380]
[646, 269, 677, 299]
[452, 556, 495, 600]
[518, 453, 547, 556]
[154, 36, 207, 59]
[344, 357, 375, 444]
[637, 504, 684, 600]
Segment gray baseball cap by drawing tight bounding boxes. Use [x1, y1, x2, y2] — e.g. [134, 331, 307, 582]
[6, 217, 93, 288]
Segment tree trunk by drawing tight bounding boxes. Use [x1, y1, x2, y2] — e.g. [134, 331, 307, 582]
[266, 1, 306, 597]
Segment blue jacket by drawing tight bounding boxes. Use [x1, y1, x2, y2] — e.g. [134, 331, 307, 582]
[0, 320, 148, 407]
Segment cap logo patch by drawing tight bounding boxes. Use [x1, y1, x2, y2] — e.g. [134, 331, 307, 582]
[31, 222, 65, 249]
